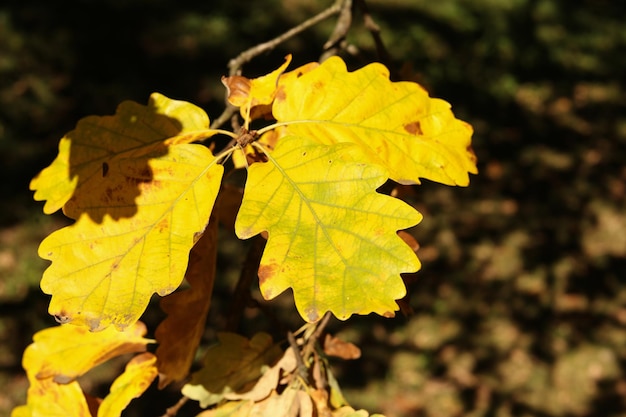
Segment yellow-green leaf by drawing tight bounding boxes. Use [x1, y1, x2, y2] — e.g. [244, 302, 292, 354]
[182, 332, 283, 408]
[272, 56, 477, 186]
[235, 136, 422, 322]
[97, 353, 158, 417]
[30, 92, 217, 216]
[23, 321, 152, 383]
[38, 140, 223, 330]
[30, 92, 224, 330]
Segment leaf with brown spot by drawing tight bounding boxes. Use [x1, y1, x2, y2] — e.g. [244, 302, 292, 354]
[31, 92, 219, 216]
[23, 321, 152, 384]
[235, 136, 422, 322]
[272, 56, 477, 186]
[13, 323, 155, 417]
[33, 93, 224, 330]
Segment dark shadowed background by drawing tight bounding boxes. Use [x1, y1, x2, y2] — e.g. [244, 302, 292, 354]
[1, 0, 625, 416]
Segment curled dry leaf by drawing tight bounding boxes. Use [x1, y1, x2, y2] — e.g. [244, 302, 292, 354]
[323, 334, 362, 360]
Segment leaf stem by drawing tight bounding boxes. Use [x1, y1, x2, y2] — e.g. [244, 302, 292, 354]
[159, 395, 188, 417]
[227, 1, 343, 77]
[321, 0, 353, 61]
[288, 330, 310, 382]
[208, 128, 237, 139]
[355, 0, 394, 74]
[302, 311, 333, 361]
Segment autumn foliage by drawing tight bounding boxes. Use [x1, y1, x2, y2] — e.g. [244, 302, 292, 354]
[16, 54, 476, 416]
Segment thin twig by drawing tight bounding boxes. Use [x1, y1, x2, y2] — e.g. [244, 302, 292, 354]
[227, 1, 343, 76]
[321, 0, 353, 61]
[211, 1, 343, 130]
[288, 330, 309, 382]
[159, 396, 188, 417]
[354, 0, 393, 70]
[210, 103, 238, 130]
[302, 311, 333, 360]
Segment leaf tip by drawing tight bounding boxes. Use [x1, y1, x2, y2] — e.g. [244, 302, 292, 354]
[304, 308, 320, 323]
[382, 311, 396, 318]
[53, 313, 72, 325]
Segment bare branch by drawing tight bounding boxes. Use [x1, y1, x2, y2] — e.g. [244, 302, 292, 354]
[211, 1, 344, 130]
[355, 0, 393, 69]
[321, 0, 353, 61]
[159, 396, 188, 417]
[228, 1, 343, 76]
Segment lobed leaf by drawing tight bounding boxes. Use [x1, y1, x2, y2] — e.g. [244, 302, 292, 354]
[39, 142, 223, 331]
[23, 321, 152, 383]
[32, 94, 224, 331]
[235, 136, 422, 322]
[14, 322, 153, 417]
[30, 92, 217, 216]
[272, 56, 477, 186]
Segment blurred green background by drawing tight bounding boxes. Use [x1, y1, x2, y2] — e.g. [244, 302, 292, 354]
[1, 0, 626, 416]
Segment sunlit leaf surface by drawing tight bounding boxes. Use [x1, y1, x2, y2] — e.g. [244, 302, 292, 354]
[273, 56, 477, 186]
[236, 137, 421, 322]
[32, 93, 224, 330]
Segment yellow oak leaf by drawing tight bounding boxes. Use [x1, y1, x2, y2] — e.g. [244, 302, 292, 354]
[272, 56, 477, 186]
[155, 217, 218, 389]
[11, 378, 90, 417]
[182, 332, 283, 408]
[235, 136, 422, 322]
[23, 321, 152, 383]
[30, 92, 217, 216]
[30, 92, 223, 330]
[38, 139, 223, 330]
[13, 322, 152, 417]
[97, 353, 158, 417]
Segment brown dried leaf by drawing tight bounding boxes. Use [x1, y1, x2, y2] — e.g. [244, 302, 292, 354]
[323, 334, 361, 360]
[155, 218, 218, 388]
[225, 348, 297, 402]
